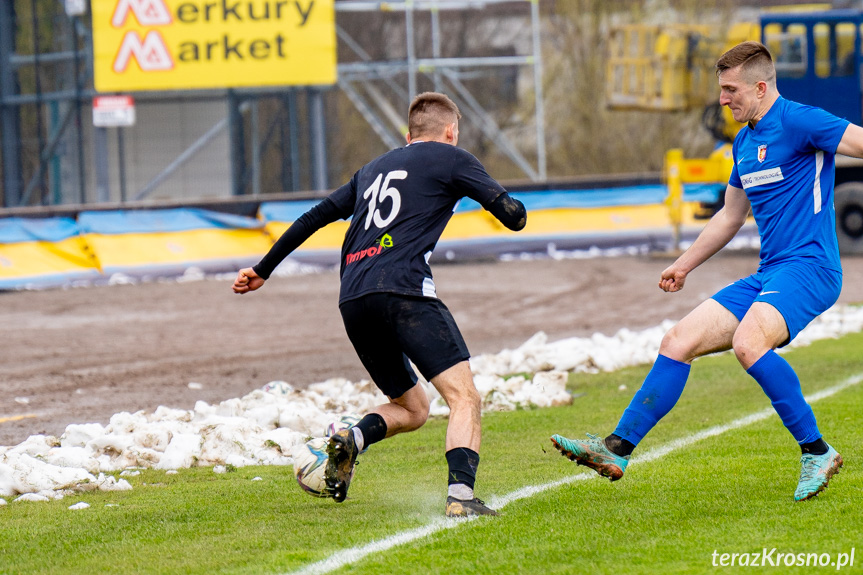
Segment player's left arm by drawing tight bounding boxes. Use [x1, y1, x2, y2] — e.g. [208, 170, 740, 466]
[486, 193, 527, 231]
[835, 123, 863, 158]
[453, 150, 526, 231]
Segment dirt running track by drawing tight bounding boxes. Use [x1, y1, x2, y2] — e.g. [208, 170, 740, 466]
[2, 252, 863, 446]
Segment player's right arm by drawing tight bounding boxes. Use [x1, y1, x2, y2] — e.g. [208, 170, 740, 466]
[232, 186, 354, 294]
[659, 184, 750, 292]
[232, 267, 266, 294]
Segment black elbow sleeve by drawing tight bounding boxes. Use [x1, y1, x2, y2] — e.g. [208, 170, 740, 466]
[488, 193, 527, 231]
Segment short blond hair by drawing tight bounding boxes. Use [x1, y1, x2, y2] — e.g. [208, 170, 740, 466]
[716, 41, 776, 86]
[408, 92, 461, 139]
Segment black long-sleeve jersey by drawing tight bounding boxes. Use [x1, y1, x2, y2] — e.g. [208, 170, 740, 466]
[253, 141, 526, 304]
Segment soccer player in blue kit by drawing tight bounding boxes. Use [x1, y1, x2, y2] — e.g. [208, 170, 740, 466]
[552, 41, 863, 501]
[233, 92, 526, 516]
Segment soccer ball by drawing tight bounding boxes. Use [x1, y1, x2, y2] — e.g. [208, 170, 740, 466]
[325, 414, 361, 437]
[292, 437, 330, 497]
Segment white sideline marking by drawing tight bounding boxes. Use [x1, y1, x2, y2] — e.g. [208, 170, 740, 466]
[284, 373, 863, 575]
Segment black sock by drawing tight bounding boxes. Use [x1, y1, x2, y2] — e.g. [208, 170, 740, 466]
[445, 447, 479, 490]
[605, 434, 636, 457]
[800, 438, 829, 456]
[354, 413, 387, 448]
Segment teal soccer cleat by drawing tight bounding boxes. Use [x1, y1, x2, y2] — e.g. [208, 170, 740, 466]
[550, 433, 629, 481]
[794, 445, 843, 501]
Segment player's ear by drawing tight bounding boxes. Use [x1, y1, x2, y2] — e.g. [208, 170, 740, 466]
[444, 123, 455, 143]
[405, 131, 412, 144]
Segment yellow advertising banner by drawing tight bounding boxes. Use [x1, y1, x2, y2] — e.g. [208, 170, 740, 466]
[92, 0, 336, 92]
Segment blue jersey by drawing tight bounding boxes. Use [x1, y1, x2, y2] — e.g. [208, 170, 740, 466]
[729, 97, 849, 272]
[328, 141, 506, 304]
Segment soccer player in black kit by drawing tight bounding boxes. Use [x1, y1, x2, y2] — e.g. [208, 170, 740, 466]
[233, 92, 526, 517]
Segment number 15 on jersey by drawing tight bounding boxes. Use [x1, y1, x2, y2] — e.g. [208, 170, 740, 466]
[363, 170, 406, 230]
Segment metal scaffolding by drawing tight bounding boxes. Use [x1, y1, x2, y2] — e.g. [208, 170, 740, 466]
[0, 0, 546, 208]
[335, 0, 547, 181]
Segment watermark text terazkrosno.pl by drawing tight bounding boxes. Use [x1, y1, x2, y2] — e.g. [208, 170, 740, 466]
[712, 548, 855, 570]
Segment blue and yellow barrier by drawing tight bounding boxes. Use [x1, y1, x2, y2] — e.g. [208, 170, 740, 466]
[77, 208, 272, 275]
[259, 201, 350, 253]
[470, 184, 717, 242]
[0, 217, 101, 289]
[259, 184, 721, 255]
[0, 184, 725, 289]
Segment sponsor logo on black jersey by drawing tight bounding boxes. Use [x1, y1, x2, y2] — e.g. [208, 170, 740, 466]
[345, 233, 394, 265]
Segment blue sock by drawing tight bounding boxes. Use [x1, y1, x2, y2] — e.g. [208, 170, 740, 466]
[746, 350, 821, 444]
[613, 354, 691, 446]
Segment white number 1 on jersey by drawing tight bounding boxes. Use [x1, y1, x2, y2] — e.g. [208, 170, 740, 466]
[363, 170, 406, 230]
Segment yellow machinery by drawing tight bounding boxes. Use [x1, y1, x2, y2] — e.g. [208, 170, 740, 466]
[606, 21, 759, 249]
[607, 24, 721, 112]
[605, 6, 863, 254]
[663, 145, 734, 249]
[606, 22, 758, 121]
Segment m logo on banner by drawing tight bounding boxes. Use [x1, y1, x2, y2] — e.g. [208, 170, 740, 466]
[92, 0, 337, 91]
[111, 0, 171, 26]
[110, 0, 173, 73]
[113, 31, 174, 72]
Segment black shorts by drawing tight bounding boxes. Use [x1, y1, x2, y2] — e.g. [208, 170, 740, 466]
[339, 293, 471, 399]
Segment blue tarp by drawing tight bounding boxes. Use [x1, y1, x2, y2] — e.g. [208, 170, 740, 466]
[77, 208, 264, 235]
[503, 184, 721, 212]
[0, 217, 81, 244]
[259, 201, 323, 223]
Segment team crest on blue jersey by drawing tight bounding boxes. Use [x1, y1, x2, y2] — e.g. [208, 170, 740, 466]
[757, 144, 767, 163]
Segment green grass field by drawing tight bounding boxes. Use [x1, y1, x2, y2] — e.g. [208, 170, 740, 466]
[3, 333, 863, 574]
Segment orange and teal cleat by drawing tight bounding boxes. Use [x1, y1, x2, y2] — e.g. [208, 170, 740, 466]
[550, 433, 629, 481]
[794, 445, 843, 501]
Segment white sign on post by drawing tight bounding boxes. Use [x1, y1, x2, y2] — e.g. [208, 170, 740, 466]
[64, 0, 87, 17]
[92, 95, 136, 128]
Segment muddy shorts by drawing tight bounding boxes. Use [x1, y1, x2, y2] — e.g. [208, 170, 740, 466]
[339, 293, 471, 399]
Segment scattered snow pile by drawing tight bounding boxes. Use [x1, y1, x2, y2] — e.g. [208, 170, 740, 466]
[470, 304, 863, 376]
[0, 373, 571, 501]
[470, 322, 677, 376]
[17, 258, 326, 292]
[787, 304, 863, 347]
[1, 304, 861, 502]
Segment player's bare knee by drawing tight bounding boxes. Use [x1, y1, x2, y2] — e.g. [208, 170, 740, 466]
[446, 385, 481, 414]
[402, 411, 428, 432]
[407, 395, 430, 429]
[659, 326, 695, 362]
[731, 332, 764, 368]
[732, 344, 754, 368]
[466, 386, 482, 415]
[396, 386, 430, 430]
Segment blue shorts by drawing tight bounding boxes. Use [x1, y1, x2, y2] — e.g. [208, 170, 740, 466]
[711, 261, 842, 346]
